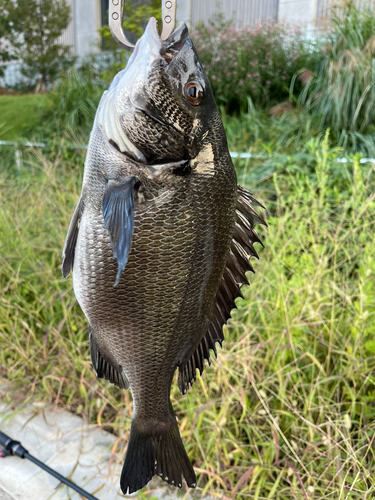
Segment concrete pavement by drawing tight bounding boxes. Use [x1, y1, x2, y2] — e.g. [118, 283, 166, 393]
[0, 380, 210, 500]
[0, 488, 14, 500]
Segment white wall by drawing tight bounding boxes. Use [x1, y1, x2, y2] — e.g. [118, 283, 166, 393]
[177, 0, 192, 28]
[278, 0, 319, 24]
[72, 0, 101, 56]
[178, 0, 281, 29]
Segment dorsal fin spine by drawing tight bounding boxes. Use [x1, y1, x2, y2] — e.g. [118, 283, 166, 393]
[177, 185, 265, 395]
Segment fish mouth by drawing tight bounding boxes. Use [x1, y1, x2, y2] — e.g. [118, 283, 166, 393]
[128, 18, 161, 69]
[131, 17, 189, 64]
[99, 18, 191, 166]
[160, 21, 190, 63]
[126, 19, 191, 161]
[126, 17, 190, 73]
[132, 19, 191, 135]
[119, 18, 189, 132]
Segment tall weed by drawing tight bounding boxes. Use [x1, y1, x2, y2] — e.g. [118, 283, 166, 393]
[297, 2, 375, 154]
[42, 69, 106, 137]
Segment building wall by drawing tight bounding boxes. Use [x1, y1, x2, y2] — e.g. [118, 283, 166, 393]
[177, 0, 279, 29]
[278, 0, 319, 23]
[178, 0, 375, 28]
[72, 0, 101, 56]
[58, 0, 76, 52]
[2, 0, 375, 86]
[177, 0, 192, 28]
[317, 0, 375, 21]
[73, 0, 150, 56]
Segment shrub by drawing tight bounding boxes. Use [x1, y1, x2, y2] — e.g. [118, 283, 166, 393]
[193, 15, 322, 111]
[0, 1, 15, 76]
[297, 2, 375, 154]
[42, 69, 106, 136]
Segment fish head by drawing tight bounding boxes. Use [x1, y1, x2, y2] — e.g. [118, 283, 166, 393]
[97, 17, 220, 165]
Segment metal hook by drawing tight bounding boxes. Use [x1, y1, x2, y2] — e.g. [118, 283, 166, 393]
[161, 0, 177, 40]
[109, 0, 177, 52]
[109, 0, 134, 52]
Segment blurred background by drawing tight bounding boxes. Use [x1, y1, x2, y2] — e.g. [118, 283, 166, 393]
[1, 0, 375, 499]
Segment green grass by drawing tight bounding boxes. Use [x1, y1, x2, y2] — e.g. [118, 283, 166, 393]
[1, 132, 375, 499]
[221, 105, 321, 159]
[41, 69, 106, 136]
[0, 94, 47, 140]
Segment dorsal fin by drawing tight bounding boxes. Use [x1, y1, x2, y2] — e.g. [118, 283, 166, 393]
[61, 195, 84, 278]
[178, 185, 266, 395]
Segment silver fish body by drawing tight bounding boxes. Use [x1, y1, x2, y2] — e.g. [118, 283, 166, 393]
[62, 18, 265, 494]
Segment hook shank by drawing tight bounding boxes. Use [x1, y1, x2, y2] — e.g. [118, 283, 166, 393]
[161, 0, 177, 40]
[109, 0, 135, 52]
[109, 0, 177, 51]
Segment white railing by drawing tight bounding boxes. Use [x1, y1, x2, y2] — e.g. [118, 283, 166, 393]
[1, 139, 374, 170]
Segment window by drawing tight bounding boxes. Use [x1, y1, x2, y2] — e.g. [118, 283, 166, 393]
[101, 0, 109, 26]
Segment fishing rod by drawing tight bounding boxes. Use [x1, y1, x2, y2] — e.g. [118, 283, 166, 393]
[0, 430, 99, 500]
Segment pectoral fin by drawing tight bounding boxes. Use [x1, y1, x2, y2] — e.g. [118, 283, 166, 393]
[103, 177, 135, 286]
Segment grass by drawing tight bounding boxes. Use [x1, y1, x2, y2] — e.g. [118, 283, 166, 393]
[41, 69, 106, 136]
[0, 94, 47, 140]
[1, 131, 375, 499]
[221, 105, 321, 159]
[295, 3, 375, 156]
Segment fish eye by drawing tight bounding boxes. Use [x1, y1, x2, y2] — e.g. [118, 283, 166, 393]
[184, 81, 204, 106]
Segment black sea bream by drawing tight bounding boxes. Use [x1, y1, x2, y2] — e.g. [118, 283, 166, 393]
[62, 18, 266, 494]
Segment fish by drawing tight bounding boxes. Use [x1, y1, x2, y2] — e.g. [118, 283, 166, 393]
[62, 17, 266, 494]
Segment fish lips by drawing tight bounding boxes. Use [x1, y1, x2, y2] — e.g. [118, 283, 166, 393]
[128, 17, 190, 65]
[110, 17, 161, 105]
[160, 21, 190, 62]
[117, 18, 192, 116]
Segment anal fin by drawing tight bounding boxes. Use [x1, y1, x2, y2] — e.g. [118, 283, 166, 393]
[90, 327, 129, 389]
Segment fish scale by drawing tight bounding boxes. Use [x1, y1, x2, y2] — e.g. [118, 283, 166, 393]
[62, 18, 266, 495]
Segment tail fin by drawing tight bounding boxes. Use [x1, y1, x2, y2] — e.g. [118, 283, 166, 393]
[120, 413, 196, 494]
